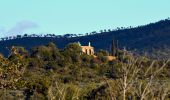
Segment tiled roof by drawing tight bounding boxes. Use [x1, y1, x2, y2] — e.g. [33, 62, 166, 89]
[81, 46, 94, 49]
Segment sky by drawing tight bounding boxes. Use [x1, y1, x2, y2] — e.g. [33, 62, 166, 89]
[0, 0, 170, 37]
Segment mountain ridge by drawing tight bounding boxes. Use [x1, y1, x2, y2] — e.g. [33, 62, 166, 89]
[1, 19, 170, 58]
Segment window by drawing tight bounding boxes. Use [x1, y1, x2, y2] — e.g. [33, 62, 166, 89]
[85, 49, 88, 54]
[89, 49, 92, 55]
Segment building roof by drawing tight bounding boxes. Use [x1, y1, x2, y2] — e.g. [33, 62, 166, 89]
[81, 46, 94, 49]
[107, 56, 116, 61]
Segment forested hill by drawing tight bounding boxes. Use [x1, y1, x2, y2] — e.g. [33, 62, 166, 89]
[1, 19, 170, 57]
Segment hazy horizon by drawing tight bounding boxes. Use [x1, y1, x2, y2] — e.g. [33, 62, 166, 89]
[0, 0, 170, 37]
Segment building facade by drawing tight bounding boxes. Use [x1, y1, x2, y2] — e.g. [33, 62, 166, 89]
[78, 42, 94, 55]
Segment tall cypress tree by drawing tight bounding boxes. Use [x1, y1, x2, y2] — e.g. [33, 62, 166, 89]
[115, 40, 119, 58]
[110, 39, 116, 56]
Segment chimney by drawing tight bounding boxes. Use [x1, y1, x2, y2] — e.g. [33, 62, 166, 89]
[88, 42, 91, 47]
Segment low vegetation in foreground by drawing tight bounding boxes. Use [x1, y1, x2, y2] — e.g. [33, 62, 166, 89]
[0, 42, 170, 100]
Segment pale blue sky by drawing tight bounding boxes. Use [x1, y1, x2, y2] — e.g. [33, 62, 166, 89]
[0, 0, 170, 37]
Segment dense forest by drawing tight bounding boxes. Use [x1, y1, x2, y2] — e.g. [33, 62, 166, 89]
[1, 19, 170, 58]
[0, 42, 169, 99]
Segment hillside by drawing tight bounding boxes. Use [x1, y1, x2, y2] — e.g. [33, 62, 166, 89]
[0, 42, 169, 99]
[1, 19, 170, 58]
